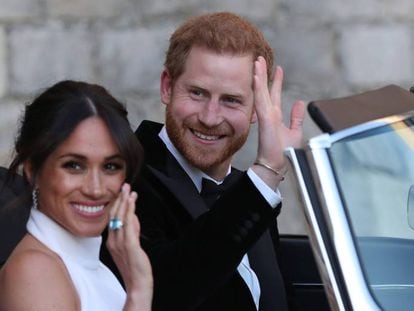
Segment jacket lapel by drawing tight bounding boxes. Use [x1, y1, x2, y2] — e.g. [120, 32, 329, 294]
[147, 164, 208, 219]
[137, 120, 208, 219]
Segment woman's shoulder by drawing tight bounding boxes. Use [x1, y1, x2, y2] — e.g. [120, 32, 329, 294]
[5, 234, 60, 268]
[4, 234, 63, 275]
[0, 234, 80, 310]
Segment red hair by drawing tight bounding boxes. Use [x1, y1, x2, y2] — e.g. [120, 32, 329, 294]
[165, 12, 274, 84]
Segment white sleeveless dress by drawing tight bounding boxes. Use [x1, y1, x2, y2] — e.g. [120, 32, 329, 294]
[26, 208, 126, 310]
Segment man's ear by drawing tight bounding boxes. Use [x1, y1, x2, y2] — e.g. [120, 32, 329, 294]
[160, 69, 173, 106]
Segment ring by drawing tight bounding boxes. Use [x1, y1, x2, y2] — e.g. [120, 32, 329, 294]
[109, 218, 124, 231]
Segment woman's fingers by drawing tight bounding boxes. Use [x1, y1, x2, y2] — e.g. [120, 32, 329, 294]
[107, 183, 128, 232]
[124, 188, 137, 226]
[108, 189, 122, 221]
[123, 190, 139, 247]
[115, 183, 129, 229]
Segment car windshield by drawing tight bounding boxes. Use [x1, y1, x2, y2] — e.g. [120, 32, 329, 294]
[329, 116, 414, 310]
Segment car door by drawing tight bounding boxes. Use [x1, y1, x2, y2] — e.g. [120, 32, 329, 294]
[284, 85, 414, 310]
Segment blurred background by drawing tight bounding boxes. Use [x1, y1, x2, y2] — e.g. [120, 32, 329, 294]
[0, 0, 413, 234]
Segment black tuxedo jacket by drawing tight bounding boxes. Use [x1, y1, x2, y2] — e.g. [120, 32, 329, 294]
[0, 167, 30, 268]
[102, 120, 288, 311]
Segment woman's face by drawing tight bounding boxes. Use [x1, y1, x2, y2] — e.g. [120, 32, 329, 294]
[31, 117, 126, 237]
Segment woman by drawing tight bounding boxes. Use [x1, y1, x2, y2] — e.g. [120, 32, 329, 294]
[0, 81, 153, 310]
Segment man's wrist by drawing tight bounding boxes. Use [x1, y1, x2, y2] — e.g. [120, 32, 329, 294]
[254, 159, 287, 181]
[247, 168, 282, 207]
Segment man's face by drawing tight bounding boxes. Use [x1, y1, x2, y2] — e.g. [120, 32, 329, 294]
[161, 46, 257, 179]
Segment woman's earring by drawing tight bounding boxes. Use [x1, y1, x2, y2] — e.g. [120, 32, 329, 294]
[32, 188, 39, 209]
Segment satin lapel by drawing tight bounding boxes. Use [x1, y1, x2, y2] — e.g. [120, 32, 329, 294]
[147, 165, 208, 219]
[248, 231, 288, 311]
[137, 121, 209, 219]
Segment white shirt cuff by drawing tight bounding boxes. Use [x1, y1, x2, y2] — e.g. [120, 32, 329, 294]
[247, 168, 282, 208]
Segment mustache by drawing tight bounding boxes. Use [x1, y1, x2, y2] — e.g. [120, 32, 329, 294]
[186, 122, 231, 136]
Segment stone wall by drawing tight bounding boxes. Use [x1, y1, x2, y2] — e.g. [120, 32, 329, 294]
[1, 0, 413, 233]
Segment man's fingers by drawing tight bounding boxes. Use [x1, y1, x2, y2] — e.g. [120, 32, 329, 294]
[253, 58, 267, 96]
[270, 65, 283, 107]
[290, 100, 305, 130]
[256, 56, 268, 85]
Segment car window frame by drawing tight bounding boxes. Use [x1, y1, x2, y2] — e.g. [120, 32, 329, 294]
[284, 112, 414, 310]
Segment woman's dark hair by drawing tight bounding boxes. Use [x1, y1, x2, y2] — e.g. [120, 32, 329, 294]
[8, 80, 143, 190]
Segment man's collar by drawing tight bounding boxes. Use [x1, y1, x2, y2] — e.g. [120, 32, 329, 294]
[158, 126, 231, 192]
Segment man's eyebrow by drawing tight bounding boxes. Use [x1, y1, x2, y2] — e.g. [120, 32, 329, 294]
[223, 93, 244, 99]
[187, 84, 208, 91]
[186, 83, 247, 99]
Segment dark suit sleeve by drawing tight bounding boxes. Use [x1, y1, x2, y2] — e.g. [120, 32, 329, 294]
[0, 168, 29, 267]
[137, 172, 280, 310]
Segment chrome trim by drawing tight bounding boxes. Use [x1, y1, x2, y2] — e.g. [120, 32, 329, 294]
[309, 133, 332, 149]
[371, 284, 414, 289]
[309, 110, 414, 148]
[292, 282, 324, 287]
[285, 147, 345, 311]
[308, 144, 381, 310]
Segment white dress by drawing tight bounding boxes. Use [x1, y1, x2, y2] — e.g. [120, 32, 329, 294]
[26, 208, 126, 310]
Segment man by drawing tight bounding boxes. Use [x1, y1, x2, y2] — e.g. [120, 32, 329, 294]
[102, 12, 305, 311]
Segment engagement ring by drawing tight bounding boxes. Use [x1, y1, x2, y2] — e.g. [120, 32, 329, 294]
[109, 218, 123, 231]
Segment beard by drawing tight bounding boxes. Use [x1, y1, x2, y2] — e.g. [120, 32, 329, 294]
[165, 107, 250, 172]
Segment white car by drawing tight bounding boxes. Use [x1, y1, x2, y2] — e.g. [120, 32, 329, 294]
[283, 84, 414, 311]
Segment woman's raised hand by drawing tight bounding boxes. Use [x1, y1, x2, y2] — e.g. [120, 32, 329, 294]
[107, 183, 153, 311]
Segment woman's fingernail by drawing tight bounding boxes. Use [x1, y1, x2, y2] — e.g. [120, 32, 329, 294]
[122, 183, 128, 192]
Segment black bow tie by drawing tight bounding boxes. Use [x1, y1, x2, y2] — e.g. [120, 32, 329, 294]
[200, 177, 235, 208]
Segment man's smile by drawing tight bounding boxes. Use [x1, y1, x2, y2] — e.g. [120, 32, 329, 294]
[191, 129, 224, 141]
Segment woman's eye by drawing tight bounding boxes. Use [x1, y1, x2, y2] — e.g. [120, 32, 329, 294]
[62, 161, 82, 171]
[104, 162, 124, 172]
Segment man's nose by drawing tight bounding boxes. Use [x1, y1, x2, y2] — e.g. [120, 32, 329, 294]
[198, 99, 223, 127]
